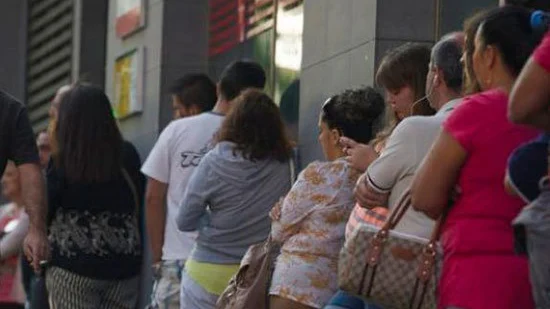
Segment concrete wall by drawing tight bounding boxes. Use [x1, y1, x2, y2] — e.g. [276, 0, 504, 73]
[374, 0, 436, 64]
[439, 0, 498, 35]
[298, 0, 498, 165]
[299, 0, 378, 164]
[105, 0, 165, 160]
[105, 0, 209, 159]
[0, 0, 27, 101]
[299, 0, 438, 165]
[158, 0, 210, 129]
[76, 0, 109, 87]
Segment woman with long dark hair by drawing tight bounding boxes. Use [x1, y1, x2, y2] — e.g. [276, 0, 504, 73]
[45, 85, 144, 309]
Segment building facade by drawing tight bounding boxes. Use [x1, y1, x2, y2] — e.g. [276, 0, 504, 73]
[0, 0, 497, 302]
[0, 0, 497, 164]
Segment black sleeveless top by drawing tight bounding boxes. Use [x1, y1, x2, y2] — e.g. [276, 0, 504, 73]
[46, 141, 145, 280]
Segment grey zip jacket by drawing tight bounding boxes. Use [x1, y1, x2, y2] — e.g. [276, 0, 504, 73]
[177, 141, 292, 264]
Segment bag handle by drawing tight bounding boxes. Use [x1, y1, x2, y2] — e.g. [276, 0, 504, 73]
[121, 168, 140, 216]
[289, 158, 296, 185]
[375, 189, 442, 241]
[367, 189, 442, 269]
[383, 190, 413, 230]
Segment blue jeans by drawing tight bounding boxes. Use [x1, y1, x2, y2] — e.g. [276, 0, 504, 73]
[147, 260, 185, 309]
[324, 291, 382, 309]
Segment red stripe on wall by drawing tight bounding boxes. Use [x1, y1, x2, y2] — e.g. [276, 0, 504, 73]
[116, 7, 142, 38]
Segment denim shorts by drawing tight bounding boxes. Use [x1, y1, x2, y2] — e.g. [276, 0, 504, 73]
[324, 290, 382, 309]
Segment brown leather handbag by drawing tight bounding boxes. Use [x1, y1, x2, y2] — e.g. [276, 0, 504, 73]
[216, 236, 279, 309]
[338, 191, 442, 309]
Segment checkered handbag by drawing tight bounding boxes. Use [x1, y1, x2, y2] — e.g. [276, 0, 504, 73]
[338, 191, 442, 309]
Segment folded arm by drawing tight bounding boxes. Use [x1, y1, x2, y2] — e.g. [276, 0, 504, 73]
[356, 120, 417, 209]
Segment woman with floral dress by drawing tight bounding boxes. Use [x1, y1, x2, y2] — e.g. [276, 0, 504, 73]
[268, 87, 385, 309]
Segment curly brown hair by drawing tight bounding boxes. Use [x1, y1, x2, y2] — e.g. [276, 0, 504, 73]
[321, 87, 385, 144]
[216, 89, 293, 162]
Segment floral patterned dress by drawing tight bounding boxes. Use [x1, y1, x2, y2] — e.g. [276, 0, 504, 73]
[269, 159, 360, 308]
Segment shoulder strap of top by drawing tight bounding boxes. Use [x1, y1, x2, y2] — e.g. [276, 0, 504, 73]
[121, 169, 139, 216]
[289, 158, 296, 185]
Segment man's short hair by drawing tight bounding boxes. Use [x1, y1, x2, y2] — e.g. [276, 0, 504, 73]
[169, 74, 217, 112]
[432, 36, 464, 93]
[219, 60, 266, 101]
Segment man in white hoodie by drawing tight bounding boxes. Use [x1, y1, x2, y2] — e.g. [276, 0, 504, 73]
[141, 60, 266, 309]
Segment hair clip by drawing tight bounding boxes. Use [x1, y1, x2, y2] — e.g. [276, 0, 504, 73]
[531, 10, 550, 32]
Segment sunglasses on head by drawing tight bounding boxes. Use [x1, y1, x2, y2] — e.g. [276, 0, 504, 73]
[321, 96, 344, 136]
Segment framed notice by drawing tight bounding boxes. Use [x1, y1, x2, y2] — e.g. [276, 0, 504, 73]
[116, 0, 146, 38]
[113, 48, 145, 119]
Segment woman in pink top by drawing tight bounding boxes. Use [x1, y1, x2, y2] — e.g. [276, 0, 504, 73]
[411, 7, 542, 309]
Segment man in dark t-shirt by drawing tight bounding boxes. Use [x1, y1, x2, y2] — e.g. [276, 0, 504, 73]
[0, 92, 38, 175]
[0, 91, 49, 272]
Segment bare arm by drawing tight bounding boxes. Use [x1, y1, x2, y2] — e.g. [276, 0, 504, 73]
[19, 163, 50, 272]
[145, 177, 167, 264]
[7, 104, 49, 271]
[410, 131, 466, 219]
[18, 164, 46, 232]
[340, 137, 387, 208]
[509, 58, 550, 131]
[355, 120, 418, 209]
[354, 176, 389, 209]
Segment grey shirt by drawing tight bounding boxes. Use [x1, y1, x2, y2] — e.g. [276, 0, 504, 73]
[177, 141, 292, 264]
[365, 99, 461, 239]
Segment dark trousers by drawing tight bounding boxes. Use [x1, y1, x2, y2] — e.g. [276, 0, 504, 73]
[20, 255, 34, 301]
[0, 303, 25, 309]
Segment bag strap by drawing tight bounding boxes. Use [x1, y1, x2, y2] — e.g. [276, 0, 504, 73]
[383, 190, 412, 230]
[121, 168, 140, 216]
[368, 189, 442, 269]
[289, 158, 296, 185]
[376, 189, 442, 241]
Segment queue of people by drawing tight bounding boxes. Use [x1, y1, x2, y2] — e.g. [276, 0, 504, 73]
[0, 1, 550, 309]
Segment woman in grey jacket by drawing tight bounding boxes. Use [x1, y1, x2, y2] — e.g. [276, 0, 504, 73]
[176, 89, 294, 309]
